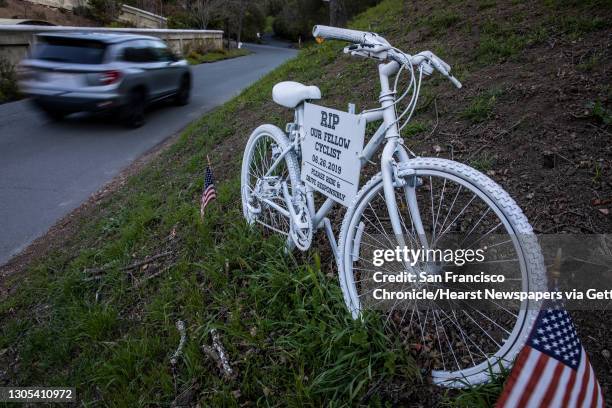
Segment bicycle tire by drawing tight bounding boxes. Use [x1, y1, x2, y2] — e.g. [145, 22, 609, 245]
[337, 157, 546, 387]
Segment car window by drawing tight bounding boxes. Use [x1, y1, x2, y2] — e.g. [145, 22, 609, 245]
[148, 40, 175, 62]
[32, 37, 108, 64]
[121, 40, 156, 63]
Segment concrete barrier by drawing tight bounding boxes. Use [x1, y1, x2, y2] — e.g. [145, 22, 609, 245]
[0, 25, 223, 65]
[118, 5, 167, 29]
[24, 0, 86, 11]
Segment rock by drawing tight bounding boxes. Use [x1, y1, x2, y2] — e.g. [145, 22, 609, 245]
[598, 208, 609, 215]
[602, 349, 610, 359]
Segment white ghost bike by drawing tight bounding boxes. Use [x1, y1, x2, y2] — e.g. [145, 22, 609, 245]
[241, 25, 545, 388]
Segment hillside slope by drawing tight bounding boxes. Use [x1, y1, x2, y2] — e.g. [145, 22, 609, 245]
[1, 0, 611, 406]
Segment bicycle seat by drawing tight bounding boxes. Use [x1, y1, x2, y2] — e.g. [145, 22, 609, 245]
[272, 81, 321, 108]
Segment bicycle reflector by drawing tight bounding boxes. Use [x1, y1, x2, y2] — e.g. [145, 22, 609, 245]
[315, 37, 324, 44]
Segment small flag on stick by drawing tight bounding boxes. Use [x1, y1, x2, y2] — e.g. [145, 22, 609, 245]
[497, 248, 604, 408]
[496, 304, 604, 408]
[200, 155, 217, 219]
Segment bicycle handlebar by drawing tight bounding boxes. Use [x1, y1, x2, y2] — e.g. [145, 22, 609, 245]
[312, 25, 462, 89]
[312, 25, 370, 44]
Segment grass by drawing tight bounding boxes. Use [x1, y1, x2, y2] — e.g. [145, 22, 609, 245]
[186, 48, 252, 65]
[402, 121, 428, 137]
[587, 100, 612, 125]
[424, 10, 461, 30]
[476, 20, 529, 64]
[0, 6, 420, 403]
[469, 153, 496, 172]
[441, 364, 510, 408]
[460, 89, 503, 123]
[555, 16, 610, 39]
[577, 53, 601, 72]
[592, 162, 604, 184]
[1, 0, 610, 405]
[477, 0, 497, 11]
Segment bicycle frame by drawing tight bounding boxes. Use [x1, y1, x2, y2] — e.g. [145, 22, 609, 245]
[262, 59, 430, 254]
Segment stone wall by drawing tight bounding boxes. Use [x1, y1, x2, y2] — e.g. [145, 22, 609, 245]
[117, 5, 167, 29]
[24, 0, 86, 11]
[0, 25, 223, 65]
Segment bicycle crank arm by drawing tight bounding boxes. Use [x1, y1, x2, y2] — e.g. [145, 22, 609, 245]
[281, 182, 309, 229]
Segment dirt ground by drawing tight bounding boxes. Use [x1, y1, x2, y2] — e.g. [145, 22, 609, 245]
[397, 1, 612, 401]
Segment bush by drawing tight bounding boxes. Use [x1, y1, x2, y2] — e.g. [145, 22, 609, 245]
[72, 5, 91, 17]
[182, 40, 217, 58]
[167, 13, 193, 29]
[87, 0, 121, 24]
[106, 21, 135, 28]
[0, 58, 19, 104]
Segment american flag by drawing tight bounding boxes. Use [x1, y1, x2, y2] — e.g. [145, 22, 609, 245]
[497, 304, 605, 408]
[200, 165, 217, 218]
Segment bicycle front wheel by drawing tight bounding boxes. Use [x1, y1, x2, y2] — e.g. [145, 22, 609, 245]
[338, 157, 546, 387]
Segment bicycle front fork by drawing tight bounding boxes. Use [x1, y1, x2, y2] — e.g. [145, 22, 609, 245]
[380, 139, 430, 251]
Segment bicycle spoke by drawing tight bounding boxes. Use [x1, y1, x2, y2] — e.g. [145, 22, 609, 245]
[344, 163, 537, 381]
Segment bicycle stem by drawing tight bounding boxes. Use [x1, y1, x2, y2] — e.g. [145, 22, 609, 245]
[378, 61, 401, 139]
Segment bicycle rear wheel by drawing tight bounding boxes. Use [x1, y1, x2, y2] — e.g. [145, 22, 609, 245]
[338, 157, 546, 387]
[241, 124, 301, 238]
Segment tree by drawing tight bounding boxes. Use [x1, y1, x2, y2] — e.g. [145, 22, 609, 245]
[328, 0, 346, 27]
[220, 0, 265, 44]
[232, 0, 246, 44]
[269, 0, 380, 41]
[272, 0, 326, 41]
[190, 0, 224, 29]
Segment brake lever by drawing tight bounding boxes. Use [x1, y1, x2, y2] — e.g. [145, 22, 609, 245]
[448, 75, 462, 89]
[419, 60, 434, 76]
[427, 55, 462, 89]
[343, 43, 389, 60]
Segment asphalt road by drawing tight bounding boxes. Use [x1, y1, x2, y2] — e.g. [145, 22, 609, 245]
[0, 43, 297, 265]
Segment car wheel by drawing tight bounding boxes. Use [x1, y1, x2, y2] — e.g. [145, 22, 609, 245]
[123, 89, 146, 128]
[41, 107, 66, 121]
[174, 76, 190, 106]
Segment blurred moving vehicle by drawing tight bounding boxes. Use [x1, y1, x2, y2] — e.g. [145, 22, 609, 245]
[17, 32, 191, 127]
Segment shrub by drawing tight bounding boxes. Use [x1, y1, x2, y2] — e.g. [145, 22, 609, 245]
[182, 40, 217, 58]
[106, 21, 135, 28]
[88, 0, 121, 24]
[72, 5, 91, 17]
[0, 58, 19, 104]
